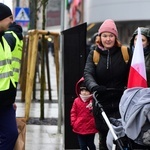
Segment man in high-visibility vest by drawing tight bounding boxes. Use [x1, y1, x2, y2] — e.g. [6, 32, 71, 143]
[0, 3, 19, 150]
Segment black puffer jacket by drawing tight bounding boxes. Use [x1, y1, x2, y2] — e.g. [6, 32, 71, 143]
[84, 46, 131, 91]
[84, 46, 132, 131]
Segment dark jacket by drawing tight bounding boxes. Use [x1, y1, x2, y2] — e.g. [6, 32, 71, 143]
[84, 46, 131, 91]
[84, 46, 131, 131]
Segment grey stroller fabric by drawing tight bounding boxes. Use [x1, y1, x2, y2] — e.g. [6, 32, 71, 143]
[106, 118, 125, 150]
[106, 87, 150, 149]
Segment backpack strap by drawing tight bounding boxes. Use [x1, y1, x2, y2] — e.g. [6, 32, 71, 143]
[121, 46, 129, 64]
[93, 46, 129, 65]
[93, 50, 100, 65]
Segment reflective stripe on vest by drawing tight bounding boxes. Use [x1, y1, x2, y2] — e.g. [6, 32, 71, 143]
[0, 59, 11, 66]
[0, 37, 16, 91]
[0, 71, 13, 78]
[5, 31, 23, 82]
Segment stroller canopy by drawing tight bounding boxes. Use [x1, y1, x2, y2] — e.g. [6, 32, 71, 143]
[107, 87, 150, 149]
[119, 87, 150, 142]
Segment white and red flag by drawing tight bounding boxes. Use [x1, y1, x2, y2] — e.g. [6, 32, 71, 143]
[127, 27, 147, 88]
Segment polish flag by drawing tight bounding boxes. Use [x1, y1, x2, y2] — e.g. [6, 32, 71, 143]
[127, 28, 147, 88]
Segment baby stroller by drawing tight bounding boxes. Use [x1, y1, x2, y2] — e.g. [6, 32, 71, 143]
[93, 87, 150, 150]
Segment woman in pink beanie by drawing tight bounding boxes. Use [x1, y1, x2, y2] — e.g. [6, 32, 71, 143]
[84, 19, 132, 150]
[98, 19, 118, 38]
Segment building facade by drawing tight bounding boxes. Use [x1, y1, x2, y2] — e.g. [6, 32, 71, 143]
[46, 0, 61, 32]
[83, 0, 150, 45]
[9, 0, 150, 45]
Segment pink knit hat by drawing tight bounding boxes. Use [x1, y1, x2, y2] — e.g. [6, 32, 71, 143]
[98, 19, 118, 38]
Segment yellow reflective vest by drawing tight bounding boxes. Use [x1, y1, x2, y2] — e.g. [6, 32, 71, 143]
[5, 31, 23, 82]
[0, 37, 16, 91]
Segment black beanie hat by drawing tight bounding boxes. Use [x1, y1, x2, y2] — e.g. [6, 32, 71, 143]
[0, 3, 12, 21]
[79, 82, 88, 91]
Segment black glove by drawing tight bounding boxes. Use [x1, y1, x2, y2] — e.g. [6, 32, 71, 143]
[92, 85, 106, 93]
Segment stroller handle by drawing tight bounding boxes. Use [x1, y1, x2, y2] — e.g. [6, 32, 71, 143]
[93, 91, 100, 103]
[106, 88, 125, 91]
[93, 91, 103, 111]
[92, 91, 125, 150]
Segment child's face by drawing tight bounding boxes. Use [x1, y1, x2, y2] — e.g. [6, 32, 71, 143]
[80, 89, 90, 96]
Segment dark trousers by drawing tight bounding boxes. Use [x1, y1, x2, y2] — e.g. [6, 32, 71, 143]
[77, 133, 96, 150]
[99, 131, 108, 150]
[0, 105, 18, 150]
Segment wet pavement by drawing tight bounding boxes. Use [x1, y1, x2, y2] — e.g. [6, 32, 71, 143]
[16, 101, 63, 150]
[17, 105, 63, 150]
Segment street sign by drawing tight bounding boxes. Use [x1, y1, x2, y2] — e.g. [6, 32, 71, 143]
[15, 7, 30, 22]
